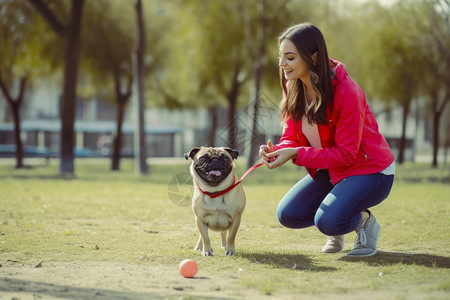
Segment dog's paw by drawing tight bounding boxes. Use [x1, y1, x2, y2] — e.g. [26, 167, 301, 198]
[225, 250, 236, 256]
[202, 249, 214, 256]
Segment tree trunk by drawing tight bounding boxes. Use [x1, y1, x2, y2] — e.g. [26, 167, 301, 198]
[11, 99, 24, 169]
[0, 74, 26, 169]
[228, 95, 238, 150]
[444, 114, 450, 166]
[133, 0, 148, 174]
[398, 101, 410, 164]
[227, 67, 243, 150]
[431, 92, 449, 168]
[112, 99, 126, 170]
[247, 70, 262, 168]
[111, 66, 132, 171]
[247, 0, 266, 169]
[207, 106, 218, 146]
[59, 0, 84, 175]
[28, 0, 84, 174]
[432, 108, 441, 168]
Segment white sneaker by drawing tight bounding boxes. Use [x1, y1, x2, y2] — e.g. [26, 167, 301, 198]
[321, 235, 345, 253]
[347, 212, 381, 257]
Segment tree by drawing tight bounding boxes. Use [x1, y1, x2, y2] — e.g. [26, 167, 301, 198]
[0, 73, 26, 168]
[417, 0, 450, 167]
[245, 0, 298, 167]
[133, 0, 148, 174]
[0, 0, 59, 168]
[81, 1, 134, 171]
[168, 1, 253, 150]
[0, 1, 28, 169]
[154, 1, 223, 147]
[363, 2, 423, 163]
[27, 0, 85, 175]
[246, 0, 267, 168]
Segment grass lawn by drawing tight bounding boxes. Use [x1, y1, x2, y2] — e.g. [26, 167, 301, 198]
[0, 158, 449, 299]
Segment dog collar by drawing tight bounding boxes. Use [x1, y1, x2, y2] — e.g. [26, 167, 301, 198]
[196, 162, 263, 199]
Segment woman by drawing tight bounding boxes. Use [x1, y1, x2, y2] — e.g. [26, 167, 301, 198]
[259, 23, 395, 257]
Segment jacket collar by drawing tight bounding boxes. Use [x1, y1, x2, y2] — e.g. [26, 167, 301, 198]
[329, 58, 348, 88]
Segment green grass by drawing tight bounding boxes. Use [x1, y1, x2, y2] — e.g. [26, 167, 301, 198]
[0, 159, 449, 299]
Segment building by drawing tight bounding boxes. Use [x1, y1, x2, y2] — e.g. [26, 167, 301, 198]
[0, 80, 447, 163]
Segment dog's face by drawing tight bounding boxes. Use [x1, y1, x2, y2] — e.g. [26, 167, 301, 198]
[185, 147, 239, 187]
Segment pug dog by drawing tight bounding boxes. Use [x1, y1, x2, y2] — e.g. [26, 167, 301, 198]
[185, 146, 245, 256]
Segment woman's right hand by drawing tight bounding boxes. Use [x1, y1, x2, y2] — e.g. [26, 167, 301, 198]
[259, 139, 275, 164]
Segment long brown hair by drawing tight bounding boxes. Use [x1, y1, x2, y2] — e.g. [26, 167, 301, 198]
[278, 23, 333, 124]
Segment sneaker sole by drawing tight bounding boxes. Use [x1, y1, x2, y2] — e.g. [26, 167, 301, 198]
[321, 245, 344, 254]
[346, 249, 377, 257]
[322, 249, 344, 254]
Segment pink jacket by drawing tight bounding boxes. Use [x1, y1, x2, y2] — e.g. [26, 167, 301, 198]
[273, 58, 394, 184]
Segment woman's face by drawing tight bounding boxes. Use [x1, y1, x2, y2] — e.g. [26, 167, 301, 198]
[279, 38, 310, 81]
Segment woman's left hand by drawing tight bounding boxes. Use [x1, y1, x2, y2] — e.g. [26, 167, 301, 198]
[264, 148, 298, 169]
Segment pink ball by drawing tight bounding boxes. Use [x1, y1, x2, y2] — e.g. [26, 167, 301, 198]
[179, 259, 198, 278]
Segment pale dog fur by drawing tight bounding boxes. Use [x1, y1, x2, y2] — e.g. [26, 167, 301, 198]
[187, 147, 245, 256]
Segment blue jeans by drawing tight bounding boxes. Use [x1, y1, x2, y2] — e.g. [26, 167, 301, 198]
[276, 170, 394, 236]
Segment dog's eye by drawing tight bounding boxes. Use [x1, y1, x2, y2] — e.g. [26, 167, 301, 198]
[198, 156, 207, 164]
[221, 154, 230, 162]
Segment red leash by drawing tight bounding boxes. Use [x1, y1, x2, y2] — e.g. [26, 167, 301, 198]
[197, 162, 264, 198]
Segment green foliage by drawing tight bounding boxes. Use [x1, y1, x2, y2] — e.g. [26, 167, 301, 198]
[158, 0, 311, 110]
[1, 0, 447, 111]
[78, 0, 134, 103]
[415, 0, 450, 119]
[0, 0, 61, 86]
[375, 1, 424, 104]
[160, 0, 249, 108]
[142, 0, 187, 108]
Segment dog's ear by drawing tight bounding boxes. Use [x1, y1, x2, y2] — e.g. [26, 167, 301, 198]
[224, 148, 239, 160]
[184, 147, 201, 160]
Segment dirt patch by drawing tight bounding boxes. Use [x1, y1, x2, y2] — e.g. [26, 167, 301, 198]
[1, 259, 448, 300]
[0, 260, 258, 299]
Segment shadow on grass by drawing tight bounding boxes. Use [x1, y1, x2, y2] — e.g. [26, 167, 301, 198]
[0, 277, 225, 300]
[340, 251, 450, 268]
[239, 250, 336, 272]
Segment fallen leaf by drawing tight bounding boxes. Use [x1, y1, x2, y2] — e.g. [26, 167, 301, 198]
[34, 260, 43, 268]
